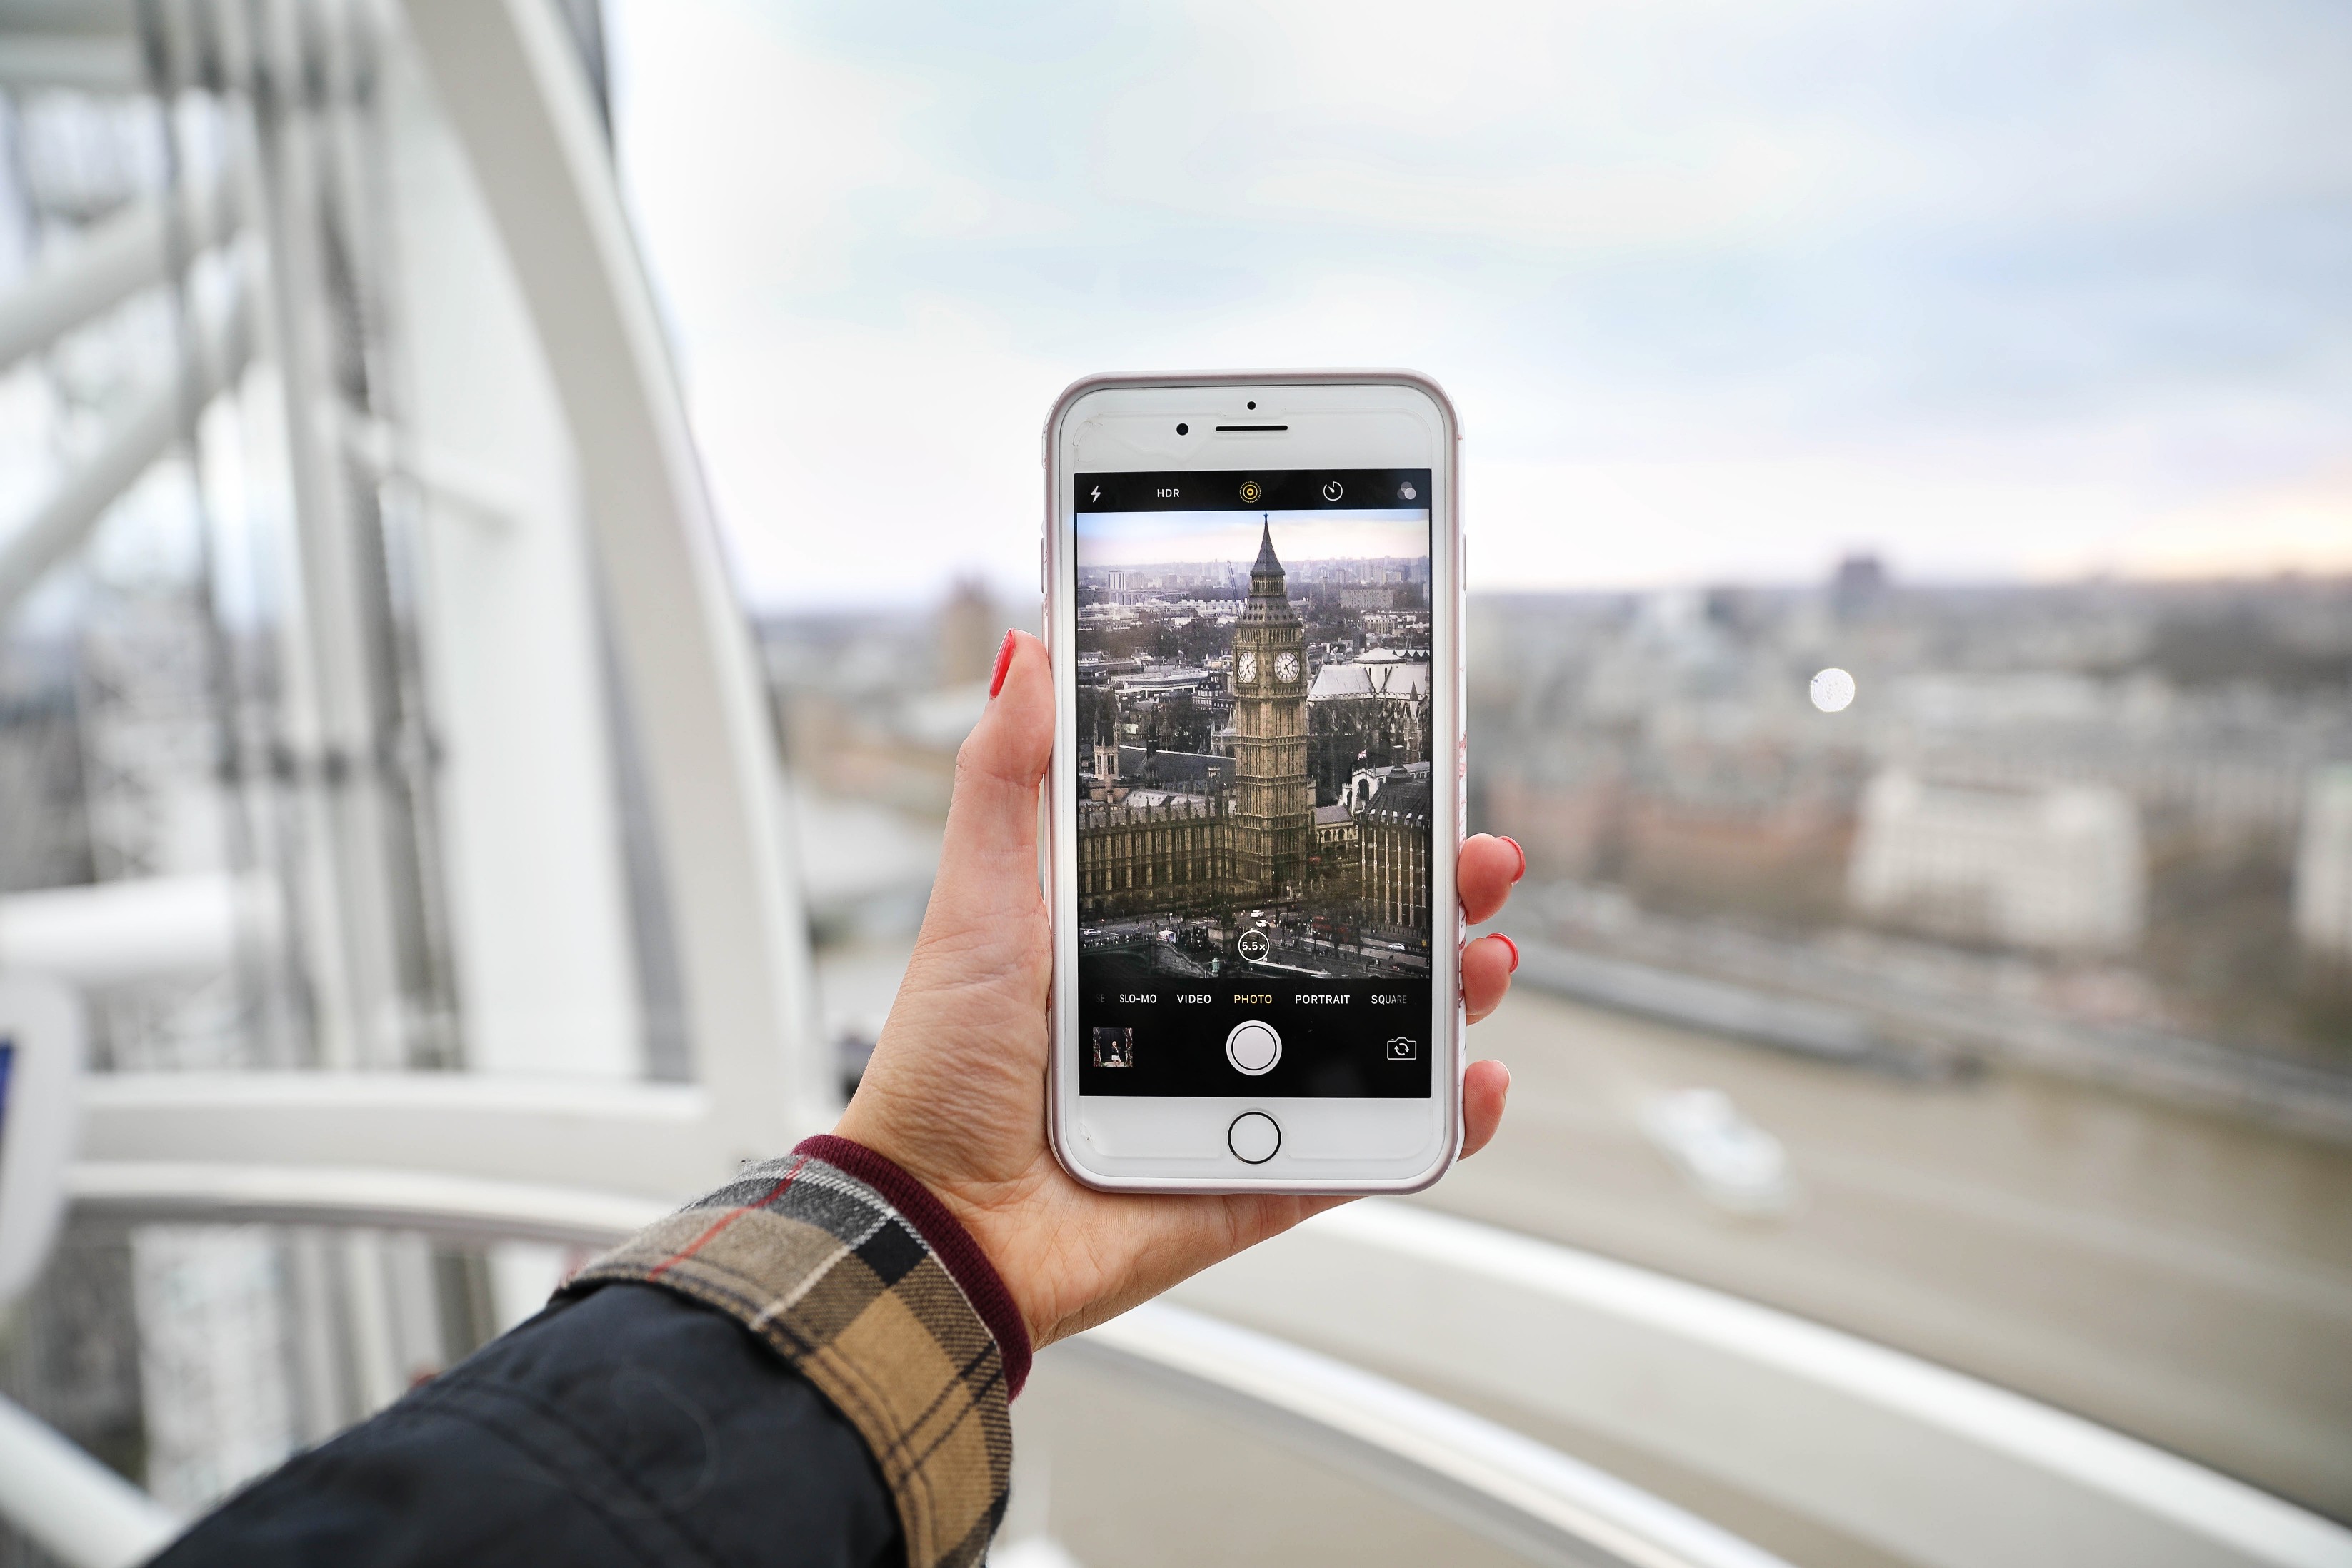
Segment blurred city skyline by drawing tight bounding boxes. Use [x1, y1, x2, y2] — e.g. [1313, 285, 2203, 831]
[606, 0, 2352, 610]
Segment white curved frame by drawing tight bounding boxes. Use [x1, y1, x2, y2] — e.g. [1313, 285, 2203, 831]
[390, 0, 826, 1155]
[1071, 1302, 1793, 1568]
[1169, 1203, 2352, 1568]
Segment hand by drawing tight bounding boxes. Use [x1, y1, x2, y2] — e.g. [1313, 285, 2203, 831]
[834, 632, 1523, 1349]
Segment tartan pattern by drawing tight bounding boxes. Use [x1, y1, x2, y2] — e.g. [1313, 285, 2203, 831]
[562, 1151, 1012, 1568]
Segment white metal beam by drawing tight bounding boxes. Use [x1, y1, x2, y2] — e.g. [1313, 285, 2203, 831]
[0, 1396, 179, 1568]
[0, 874, 276, 988]
[0, 34, 142, 94]
[1074, 1302, 1793, 1568]
[0, 175, 239, 373]
[372, 34, 647, 1087]
[1169, 1202, 2352, 1568]
[69, 1161, 665, 1248]
[0, 278, 250, 616]
[77, 1072, 727, 1200]
[394, 0, 825, 1153]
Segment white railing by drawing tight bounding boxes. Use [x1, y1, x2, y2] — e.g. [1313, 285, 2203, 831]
[1071, 1302, 1793, 1568]
[30, 1171, 2351, 1568]
[25, 1172, 1798, 1568]
[1168, 1202, 2352, 1568]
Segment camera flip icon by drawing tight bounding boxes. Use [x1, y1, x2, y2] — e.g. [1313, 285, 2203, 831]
[1386, 1036, 1418, 1061]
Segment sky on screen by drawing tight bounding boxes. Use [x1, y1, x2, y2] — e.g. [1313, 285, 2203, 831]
[1079, 511, 1427, 569]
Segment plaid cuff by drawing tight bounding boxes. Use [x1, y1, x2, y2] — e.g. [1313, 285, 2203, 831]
[562, 1142, 1014, 1568]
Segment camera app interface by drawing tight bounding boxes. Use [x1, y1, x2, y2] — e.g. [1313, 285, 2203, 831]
[1074, 469, 1434, 1097]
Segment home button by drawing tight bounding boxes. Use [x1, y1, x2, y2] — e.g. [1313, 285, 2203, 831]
[1228, 1112, 1281, 1165]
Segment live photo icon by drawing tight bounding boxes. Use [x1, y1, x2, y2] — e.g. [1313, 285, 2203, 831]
[1386, 1037, 1418, 1061]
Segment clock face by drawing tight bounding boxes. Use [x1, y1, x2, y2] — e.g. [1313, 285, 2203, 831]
[1236, 651, 1257, 683]
[1274, 652, 1299, 683]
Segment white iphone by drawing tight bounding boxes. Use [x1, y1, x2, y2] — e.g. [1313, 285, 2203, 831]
[1044, 372, 1464, 1193]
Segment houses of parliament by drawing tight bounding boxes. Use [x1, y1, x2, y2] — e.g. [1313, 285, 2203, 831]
[1076, 521, 1431, 933]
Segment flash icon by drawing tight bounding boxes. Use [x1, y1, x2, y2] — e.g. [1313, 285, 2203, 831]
[1090, 484, 1101, 503]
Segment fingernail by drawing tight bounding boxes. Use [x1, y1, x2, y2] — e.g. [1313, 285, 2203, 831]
[1495, 933, 1519, 973]
[1501, 836, 1526, 883]
[989, 631, 1016, 698]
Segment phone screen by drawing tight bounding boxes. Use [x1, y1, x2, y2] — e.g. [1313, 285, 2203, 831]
[1072, 468, 1436, 1098]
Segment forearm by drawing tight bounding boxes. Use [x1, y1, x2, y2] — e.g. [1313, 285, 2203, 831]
[150, 1283, 902, 1568]
[151, 1140, 1027, 1568]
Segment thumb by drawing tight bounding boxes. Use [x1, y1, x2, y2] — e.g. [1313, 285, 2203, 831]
[936, 631, 1052, 894]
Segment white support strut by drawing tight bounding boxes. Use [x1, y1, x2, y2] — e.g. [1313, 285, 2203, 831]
[0, 281, 251, 617]
[0, 1394, 181, 1568]
[394, 0, 826, 1157]
[0, 174, 240, 374]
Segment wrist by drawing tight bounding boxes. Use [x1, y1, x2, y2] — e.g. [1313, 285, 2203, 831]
[791, 1133, 1035, 1397]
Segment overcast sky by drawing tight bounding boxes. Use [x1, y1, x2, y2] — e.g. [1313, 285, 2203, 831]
[1079, 511, 1428, 569]
[606, 0, 2352, 609]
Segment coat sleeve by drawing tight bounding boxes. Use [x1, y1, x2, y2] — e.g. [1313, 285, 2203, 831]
[149, 1137, 1029, 1568]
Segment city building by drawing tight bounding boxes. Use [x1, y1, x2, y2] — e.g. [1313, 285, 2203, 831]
[1307, 649, 1431, 803]
[1847, 770, 2146, 953]
[1359, 771, 1434, 933]
[2296, 765, 2352, 960]
[1074, 794, 1231, 910]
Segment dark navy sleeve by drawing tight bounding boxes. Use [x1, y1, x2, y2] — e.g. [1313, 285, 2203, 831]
[147, 1282, 904, 1568]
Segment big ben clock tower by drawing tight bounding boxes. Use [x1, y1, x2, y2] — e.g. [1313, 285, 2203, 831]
[1230, 518, 1312, 900]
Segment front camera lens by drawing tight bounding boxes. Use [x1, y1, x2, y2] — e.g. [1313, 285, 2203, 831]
[1176, 422, 1189, 435]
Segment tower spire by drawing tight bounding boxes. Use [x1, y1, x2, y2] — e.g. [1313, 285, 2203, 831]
[1252, 513, 1281, 576]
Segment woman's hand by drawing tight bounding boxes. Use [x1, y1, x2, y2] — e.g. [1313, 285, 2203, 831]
[834, 632, 1523, 1349]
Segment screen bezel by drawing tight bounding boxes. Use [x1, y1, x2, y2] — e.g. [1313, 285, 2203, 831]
[1045, 372, 1463, 1193]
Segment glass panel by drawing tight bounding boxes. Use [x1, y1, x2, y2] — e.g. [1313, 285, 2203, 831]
[604, 0, 2352, 1533]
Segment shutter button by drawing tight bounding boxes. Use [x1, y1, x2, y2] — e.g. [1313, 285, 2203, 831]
[1226, 1020, 1281, 1075]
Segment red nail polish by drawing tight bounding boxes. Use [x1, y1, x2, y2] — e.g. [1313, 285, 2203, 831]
[1501, 836, 1526, 883]
[1496, 933, 1519, 973]
[989, 631, 1016, 698]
